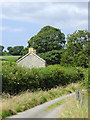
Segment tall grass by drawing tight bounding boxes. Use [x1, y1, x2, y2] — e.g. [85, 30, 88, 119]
[59, 95, 88, 118]
[45, 96, 73, 112]
[1, 82, 85, 119]
[1, 85, 73, 119]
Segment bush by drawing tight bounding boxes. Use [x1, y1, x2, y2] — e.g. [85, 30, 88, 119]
[2, 62, 84, 94]
[77, 67, 89, 89]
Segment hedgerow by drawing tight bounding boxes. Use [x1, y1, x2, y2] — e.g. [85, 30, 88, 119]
[2, 61, 84, 94]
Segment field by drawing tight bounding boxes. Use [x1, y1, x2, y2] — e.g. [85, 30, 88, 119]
[0, 56, 20, 62]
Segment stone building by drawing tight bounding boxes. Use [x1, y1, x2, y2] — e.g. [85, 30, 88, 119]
[16, 48, 46, 69]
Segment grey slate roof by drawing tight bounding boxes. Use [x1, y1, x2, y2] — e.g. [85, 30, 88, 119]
[16, 51, 46, 63]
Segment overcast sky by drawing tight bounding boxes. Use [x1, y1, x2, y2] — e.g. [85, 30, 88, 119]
[0, 1, 88, 50]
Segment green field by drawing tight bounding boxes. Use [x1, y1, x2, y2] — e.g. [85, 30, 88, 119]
[0, 56, 20, 62]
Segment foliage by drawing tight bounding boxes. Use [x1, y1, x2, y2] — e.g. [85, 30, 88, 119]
[46, 96, 72, 112]
[7, 47, 12, 51]
[0, 45, 4, 56]
[67, 30, 88, 54]
[61, 30, 88, 68]
[7, 46, 24, 55]
[3, 50, 10, 56]
[28, 26, 65, 53]
[19, 27, 88, 68]
[1, 85, 73, 119]
[88, 32, 90, 38]
[59, 96, 88, 118]
[20, 47, 28, 56]
[79, 67, 89, 89]
[38, 49, 65, 65]
[2, 62, 84, 94]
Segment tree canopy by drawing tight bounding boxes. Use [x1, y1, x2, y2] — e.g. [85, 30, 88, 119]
[38, 49, 65, 65]
[66, 30, 88, 54]
[61, 30, 88, 67]
[28, 26, 65, 53]
[0, 45, 4, 56]
[8, 46, 24, 55]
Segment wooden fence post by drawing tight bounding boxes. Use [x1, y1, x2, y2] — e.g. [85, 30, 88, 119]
[80, 90, 86, 106]
[75, 90, 80, 104]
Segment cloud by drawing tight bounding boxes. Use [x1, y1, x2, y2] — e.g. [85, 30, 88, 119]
[0, 26, 25, 32]
[1, 2, 88, 31]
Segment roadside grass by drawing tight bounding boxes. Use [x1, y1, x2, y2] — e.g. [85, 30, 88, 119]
[59, 95, 88, 118]
[45, 95, 74, 112]
[65, 82, 87, 92]
[0, 56, 20, 62]
[1, 84, 77, 119]
[1, 82, 85, 119]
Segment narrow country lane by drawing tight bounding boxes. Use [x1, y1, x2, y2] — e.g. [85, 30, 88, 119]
[7, 93, 75, 118]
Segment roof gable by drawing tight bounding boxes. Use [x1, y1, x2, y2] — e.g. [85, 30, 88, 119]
[16, 52, 46, 63]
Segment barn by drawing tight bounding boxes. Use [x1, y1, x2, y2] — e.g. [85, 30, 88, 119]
[16, 48, 46, 69]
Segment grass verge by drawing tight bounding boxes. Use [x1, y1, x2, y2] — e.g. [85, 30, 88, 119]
[59, 95, 88, 118]
[1, 84, 73, 119]
[45, 95, 73, 112]
[1, 83, 86, 119]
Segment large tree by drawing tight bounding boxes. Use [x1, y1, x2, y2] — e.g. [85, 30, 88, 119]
[66, 30, 88, 54]
[28, 26, 65, 53]
[61, 30, 88, 67]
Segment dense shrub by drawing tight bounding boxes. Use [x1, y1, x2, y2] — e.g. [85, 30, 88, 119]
[60, 30, 88, 68]
[2, 62, 84, 94]
[77, 67, 89, 89]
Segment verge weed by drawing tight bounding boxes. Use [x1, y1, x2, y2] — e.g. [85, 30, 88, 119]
[59, 95, 88, 118]
[45, 95, 73, 112]
[1, 86, 73, 119]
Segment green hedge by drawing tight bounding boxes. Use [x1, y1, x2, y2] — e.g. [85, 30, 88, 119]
[2, 62, 84, 94]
